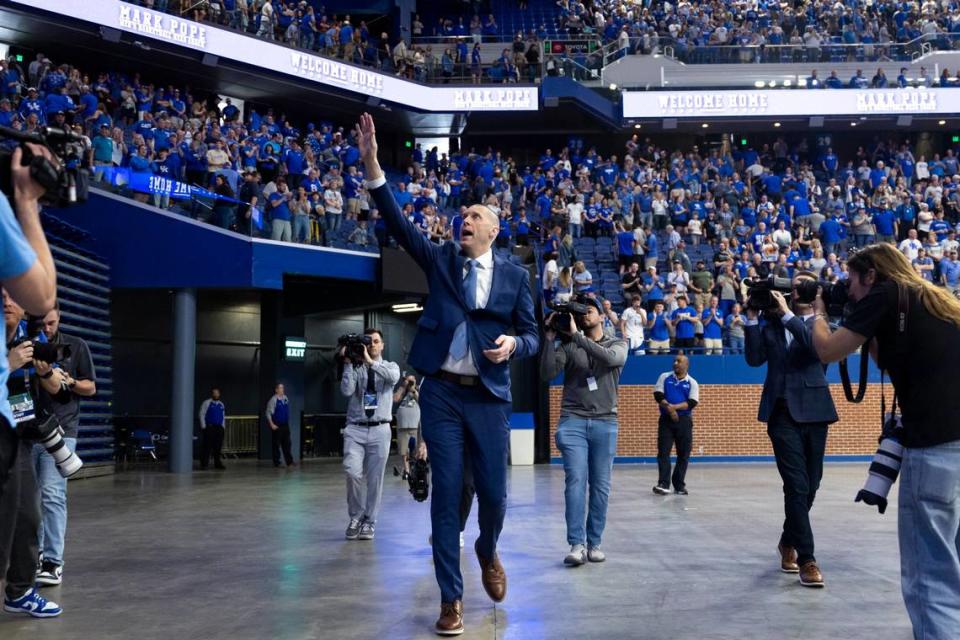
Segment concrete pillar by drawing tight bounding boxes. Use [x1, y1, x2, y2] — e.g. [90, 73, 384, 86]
[169, 288, 197, 473]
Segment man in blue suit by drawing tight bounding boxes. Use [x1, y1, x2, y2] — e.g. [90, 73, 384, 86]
[744, 272, 837, 589]
[357, 113, 539, 636]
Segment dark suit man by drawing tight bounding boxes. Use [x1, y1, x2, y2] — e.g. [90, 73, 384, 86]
[358, 113, 539, 636]
[744, 273, 838, 589]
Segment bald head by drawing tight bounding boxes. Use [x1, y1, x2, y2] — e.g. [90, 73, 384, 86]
[459, 204, 500, 257]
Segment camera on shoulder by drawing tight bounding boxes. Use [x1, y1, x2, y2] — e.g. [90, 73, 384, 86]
[0, 125, 90, 207]
[337, 333, 373, 364]
[547, 297, 592, 338]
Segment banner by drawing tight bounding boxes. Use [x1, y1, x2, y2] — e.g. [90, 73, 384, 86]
[100, 167, 262, 229]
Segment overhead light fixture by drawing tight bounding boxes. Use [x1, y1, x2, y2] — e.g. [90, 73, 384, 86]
[939, 119, 947, 125]
[634, 124, 641, 129]
[754, 80, 766, 88]
[701, 123, 709, 128]
[609, 83, 618, 91]
[850, 122, 857, 127]
[392, 303, 423, 313]
[774, 122, 781, 128]
[798, 78, 807, 87]
[768, 80, 776, 87]
[783, 79, 792, 87]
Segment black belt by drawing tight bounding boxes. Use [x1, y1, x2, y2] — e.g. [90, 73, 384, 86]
[352, 420, 391, 427]
[433, 371, 481, 387]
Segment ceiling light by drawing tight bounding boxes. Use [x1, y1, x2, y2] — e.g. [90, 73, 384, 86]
[754, 80, 766, 88]
[850, 122, 857, 127]
[774, 122, 781, 127]
[939, 120, 947, 125]
[392, 304, 423, 313]
[609, 83, 617, 91]
[701, 123, 709, 128]
[783, 79, 792, 87]
[797, 78, 807, 87]
[634, 124, 641, 129]
[768, 80, 776, 87]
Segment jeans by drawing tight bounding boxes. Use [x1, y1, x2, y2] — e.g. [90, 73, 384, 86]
[271, 219, 292, 242]
[726, 335, 745, 354]
[657, 414, 692, 490]
[292, 213, 310, 243]
[343, 424, 392, 525]
[325, 211, 342, 235]
[898, 440, 960, 639]
[568, 223, 582, 238]
[767, 402, 827, 565]
[555, 416, 618, 547]
[31, 438, 75, 566]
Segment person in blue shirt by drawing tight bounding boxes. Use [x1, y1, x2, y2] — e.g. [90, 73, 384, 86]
[615, 222, 636, 273]
[930, 212, 951, 242]
[871, 207, 898, 244]
[824, 71, 844, 89]
[583, 200, 600, 238]
[644, 231, 659, 271]
[701, 297, 725, 355]
[819, 212, 843, 257]
[198, 388, 227, 471]
[0, 146, 64, 618]
[597, 201, 614, 236]
[669, 296, 697, 352]
[897, 67, 909, 88]
[268, 185, 293, 242]
[941, 249, 960, 294]
[646, 301, 671, 354]
[652, 355, 700, 495]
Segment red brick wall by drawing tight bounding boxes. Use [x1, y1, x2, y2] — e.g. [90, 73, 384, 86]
[548, 384, 883, 459]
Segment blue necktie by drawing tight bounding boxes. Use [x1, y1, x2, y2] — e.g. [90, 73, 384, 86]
[449, 259, 478, 360]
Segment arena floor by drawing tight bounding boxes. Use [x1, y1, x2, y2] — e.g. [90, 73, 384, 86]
[0, 459, 912, 640]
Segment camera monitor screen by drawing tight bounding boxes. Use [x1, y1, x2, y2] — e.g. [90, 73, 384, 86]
[379, 247, 429, 297]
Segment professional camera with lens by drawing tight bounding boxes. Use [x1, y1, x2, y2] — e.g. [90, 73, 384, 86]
[548, 299, 592, 336]
[337, 333, 373, 364]
[0, 125, 90, 207]
[5, 339, 82, 479]
[793, 279, 851, 317]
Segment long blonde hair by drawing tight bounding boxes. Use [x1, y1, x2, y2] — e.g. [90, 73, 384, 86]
[848, 243, 960, 327]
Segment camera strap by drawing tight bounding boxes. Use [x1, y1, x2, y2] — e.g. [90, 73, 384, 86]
[881, 283, 909, 424]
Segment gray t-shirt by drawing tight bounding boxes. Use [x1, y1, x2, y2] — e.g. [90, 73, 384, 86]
[540, 332, 627, 419]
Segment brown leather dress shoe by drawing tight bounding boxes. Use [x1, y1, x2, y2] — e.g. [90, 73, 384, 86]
[799, 560, 825, 588]
[778, 543, 799, 573]
[435, 600, 464, 636]
[475, 540, 507, 603]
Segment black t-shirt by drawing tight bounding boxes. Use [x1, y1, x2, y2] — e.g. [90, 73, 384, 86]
[37, 333, 96, 439]
[621, 272, 642, 295]
[842, 280, 960, 448]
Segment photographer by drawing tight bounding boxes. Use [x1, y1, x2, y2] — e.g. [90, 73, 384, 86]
[31, 302, 96, 587]
[339, 328, 400, 542]
[744, 272, 838, 589]
[811, 243, 960, 637]
[540, 298, 627, 567]
[393, 374, 420, 480]
[1, 142, 61, 618]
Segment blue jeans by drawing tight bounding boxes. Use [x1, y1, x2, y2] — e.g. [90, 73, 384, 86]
[292, 213, 310, 243]
[31, 437, 76, 566]
[325, 211, 342, 235]
[555, 416, 618, 547]
[727, 335, 744, 354]
[898, 440, 960, 639]
[569, 223, 582, 238]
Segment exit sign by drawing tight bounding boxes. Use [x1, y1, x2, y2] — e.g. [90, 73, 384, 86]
[284, 337, 306, 361]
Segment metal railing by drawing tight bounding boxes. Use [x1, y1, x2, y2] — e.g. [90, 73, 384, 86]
[222, 415, 259, 457]
[637, 32, 960, 66]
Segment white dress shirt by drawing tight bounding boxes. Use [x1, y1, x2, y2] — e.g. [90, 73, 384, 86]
[442, 249, 494, 375]
[780, 311, 814, 347]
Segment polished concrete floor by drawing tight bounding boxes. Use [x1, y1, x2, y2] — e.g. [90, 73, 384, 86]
[0, 459, 912, 640]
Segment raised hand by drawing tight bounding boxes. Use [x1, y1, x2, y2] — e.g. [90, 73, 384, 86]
[357, 112, 379, 165]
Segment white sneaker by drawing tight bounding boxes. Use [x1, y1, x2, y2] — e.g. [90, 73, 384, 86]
[564, 544, 587, 567]
[587, 546, 606, 563]
[35, 562, 63, 587]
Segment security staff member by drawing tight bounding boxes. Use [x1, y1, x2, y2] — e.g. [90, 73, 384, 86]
[340, 328, 400, 541]
[198, 388, 226, 471]
[266, 383, 295, 468]
[744, 272, 838, 589]
[652, 355, 699, 495]
[541, 297, 627, 567]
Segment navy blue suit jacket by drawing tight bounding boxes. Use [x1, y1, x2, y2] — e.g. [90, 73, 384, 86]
[370, 183, 539, 402]
[744, 315, 838, 425]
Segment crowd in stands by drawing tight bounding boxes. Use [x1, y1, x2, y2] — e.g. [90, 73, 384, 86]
[130, 1, 536, 83]
[807, 65, 960, 88]
[4, 50, 960, 357]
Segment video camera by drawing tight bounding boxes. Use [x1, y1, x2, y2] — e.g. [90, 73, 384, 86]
[547, 298, 592, 337]
[8, 315, 71, 364]
[0, 125, 90, 207]
[745, 275, 849, 317]
[405, 436, 429, 502]
[337, 333, 373, 364]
